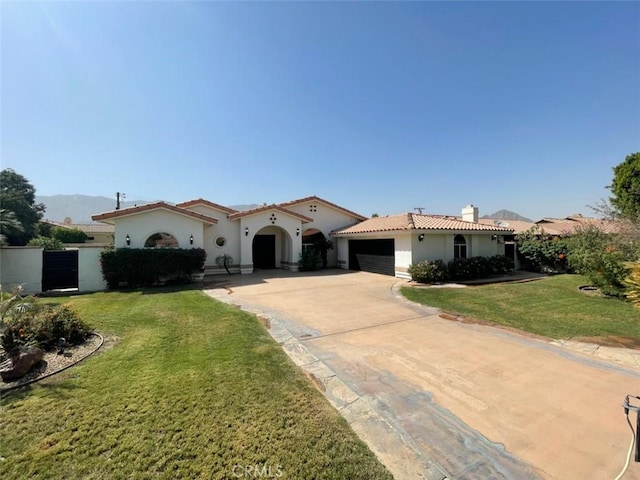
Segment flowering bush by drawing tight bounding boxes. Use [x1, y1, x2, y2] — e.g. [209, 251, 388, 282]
[1, 288, 91, 359]
[408, 260, 448, 283]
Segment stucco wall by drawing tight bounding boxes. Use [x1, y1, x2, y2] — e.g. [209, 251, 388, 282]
[287, 201, 363, 268]
[238, 212, 301, 273]
[113, 210, 205, 250]
[77, 246, 108, 292]
[394, 234, 412, 278]
[0, 247, 43, 294]
[1, 246, 108, 294]
[181, 204, 240, 273]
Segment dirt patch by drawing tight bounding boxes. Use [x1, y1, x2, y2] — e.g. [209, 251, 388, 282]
[570, 336, 640, 350]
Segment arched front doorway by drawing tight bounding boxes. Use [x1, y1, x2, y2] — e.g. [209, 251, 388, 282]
[252, 226, 292, 270]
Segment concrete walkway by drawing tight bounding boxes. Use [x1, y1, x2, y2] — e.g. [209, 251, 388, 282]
[203, 270, 640, 480]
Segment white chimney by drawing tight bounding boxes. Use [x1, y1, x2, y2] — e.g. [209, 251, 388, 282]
[462, 204, 479, 223]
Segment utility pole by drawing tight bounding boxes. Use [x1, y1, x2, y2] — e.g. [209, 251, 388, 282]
[116, 192, 126, 210]
[414, 207, 425, 214]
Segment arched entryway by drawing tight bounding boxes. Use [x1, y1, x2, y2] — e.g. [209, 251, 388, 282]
[302, 228, 333, 269]
[252, 226, 292, 270]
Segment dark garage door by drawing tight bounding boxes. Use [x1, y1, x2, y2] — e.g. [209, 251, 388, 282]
[348, 239, 395, 276]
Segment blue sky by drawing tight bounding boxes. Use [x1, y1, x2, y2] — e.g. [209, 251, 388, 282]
[2, 1, 639, 220]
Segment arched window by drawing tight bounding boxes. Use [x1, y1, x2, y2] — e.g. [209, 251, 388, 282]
[145, 232, 179, 248]
[454, 234, 467, 259]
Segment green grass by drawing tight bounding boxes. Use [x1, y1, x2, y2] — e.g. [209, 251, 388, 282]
[0, 287, 392, 480]
[401, 274, 640, 341]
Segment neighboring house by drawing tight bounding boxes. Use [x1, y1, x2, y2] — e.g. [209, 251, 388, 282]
[42, 219, 115, 245]
[534, 214, 619, 235]
[331, 205, 514, 278]
[92, 196, 366, 275]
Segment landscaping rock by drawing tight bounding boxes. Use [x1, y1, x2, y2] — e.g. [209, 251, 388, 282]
[0, 347, 45, 382]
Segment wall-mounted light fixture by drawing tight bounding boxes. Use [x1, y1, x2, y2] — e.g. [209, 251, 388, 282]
[296, 228, 300, 237]
[190, 234, 194, 245]
[245, 227, 249, 237]
[418, 234, 425, 242]
[126, 234, 131, 246]
[491, 234, 497, 241]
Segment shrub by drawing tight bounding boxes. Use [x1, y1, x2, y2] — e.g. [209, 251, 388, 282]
[1, 288, 92, 357]
[515, 226, 569, 273]
[566, 225, 630, 297]
[489, 255, 515, 274]
[27, 236, 65, 250]
[52, 226, 88, 243]
[625, 262, 640, 308]
[100, 248, 207, 289]
[408, 260, 448, 283]
[298, 250, 319, 272]
[448, 256, 487, 280]
[30, 305, 92, 350]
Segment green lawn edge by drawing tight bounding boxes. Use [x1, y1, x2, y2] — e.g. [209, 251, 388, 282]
[0, 287, 392, 480]
[401, 274, 640, 342]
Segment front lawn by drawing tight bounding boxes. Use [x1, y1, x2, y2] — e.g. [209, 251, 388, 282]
[0, 287, 391, 479]
[401, 274, 640, 342]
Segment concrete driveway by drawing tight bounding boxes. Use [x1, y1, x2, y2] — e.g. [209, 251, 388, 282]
[204, 270, 640, 480]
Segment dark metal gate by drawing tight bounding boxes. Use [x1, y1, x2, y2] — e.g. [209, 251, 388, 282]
[42, 250, 79, 291]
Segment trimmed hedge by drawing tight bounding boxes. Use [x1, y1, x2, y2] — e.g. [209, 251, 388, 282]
[407, 260, 448, 283]
[409, 255, 514, 283]
[100, 248, 207, 289]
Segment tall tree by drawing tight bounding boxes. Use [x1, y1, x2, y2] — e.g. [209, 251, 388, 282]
[0, 169, 45, 245]
[609, 152, 640, 220]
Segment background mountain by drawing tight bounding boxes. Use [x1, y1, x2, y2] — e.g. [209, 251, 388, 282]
[482, 209, 533, 222]
[37, 195, 152, 223]
[36, 195, 260, 223]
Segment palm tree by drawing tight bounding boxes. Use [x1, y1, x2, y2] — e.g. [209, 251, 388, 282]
[215, 254, 234, 275]
[0, 209, 23, 245]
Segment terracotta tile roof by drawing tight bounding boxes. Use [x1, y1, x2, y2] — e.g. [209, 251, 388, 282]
[332, 213, 514, 235]
[477, 218, 537, 235]
[277, 195, 367, 221]
[176, 198, 238, 215]
[535, 215, 619, 235]
[227, 204, 314, 223]
[42, 219, 115, 233]
[92, 201, 219, 225]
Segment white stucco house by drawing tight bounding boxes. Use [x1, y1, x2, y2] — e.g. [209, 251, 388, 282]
[92, 198, 515, 279]
[331, 205, 515, 278]
[92, 196, 366, 275]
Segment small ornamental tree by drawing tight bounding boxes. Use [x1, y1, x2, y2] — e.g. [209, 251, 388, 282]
[0, 169, 45, 245]
[52, 226, 88, 243]
[609, 152, 640, 220]
[27, 236, 65, 250]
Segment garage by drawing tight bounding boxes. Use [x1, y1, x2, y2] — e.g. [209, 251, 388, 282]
[348, 239, 395, 276]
